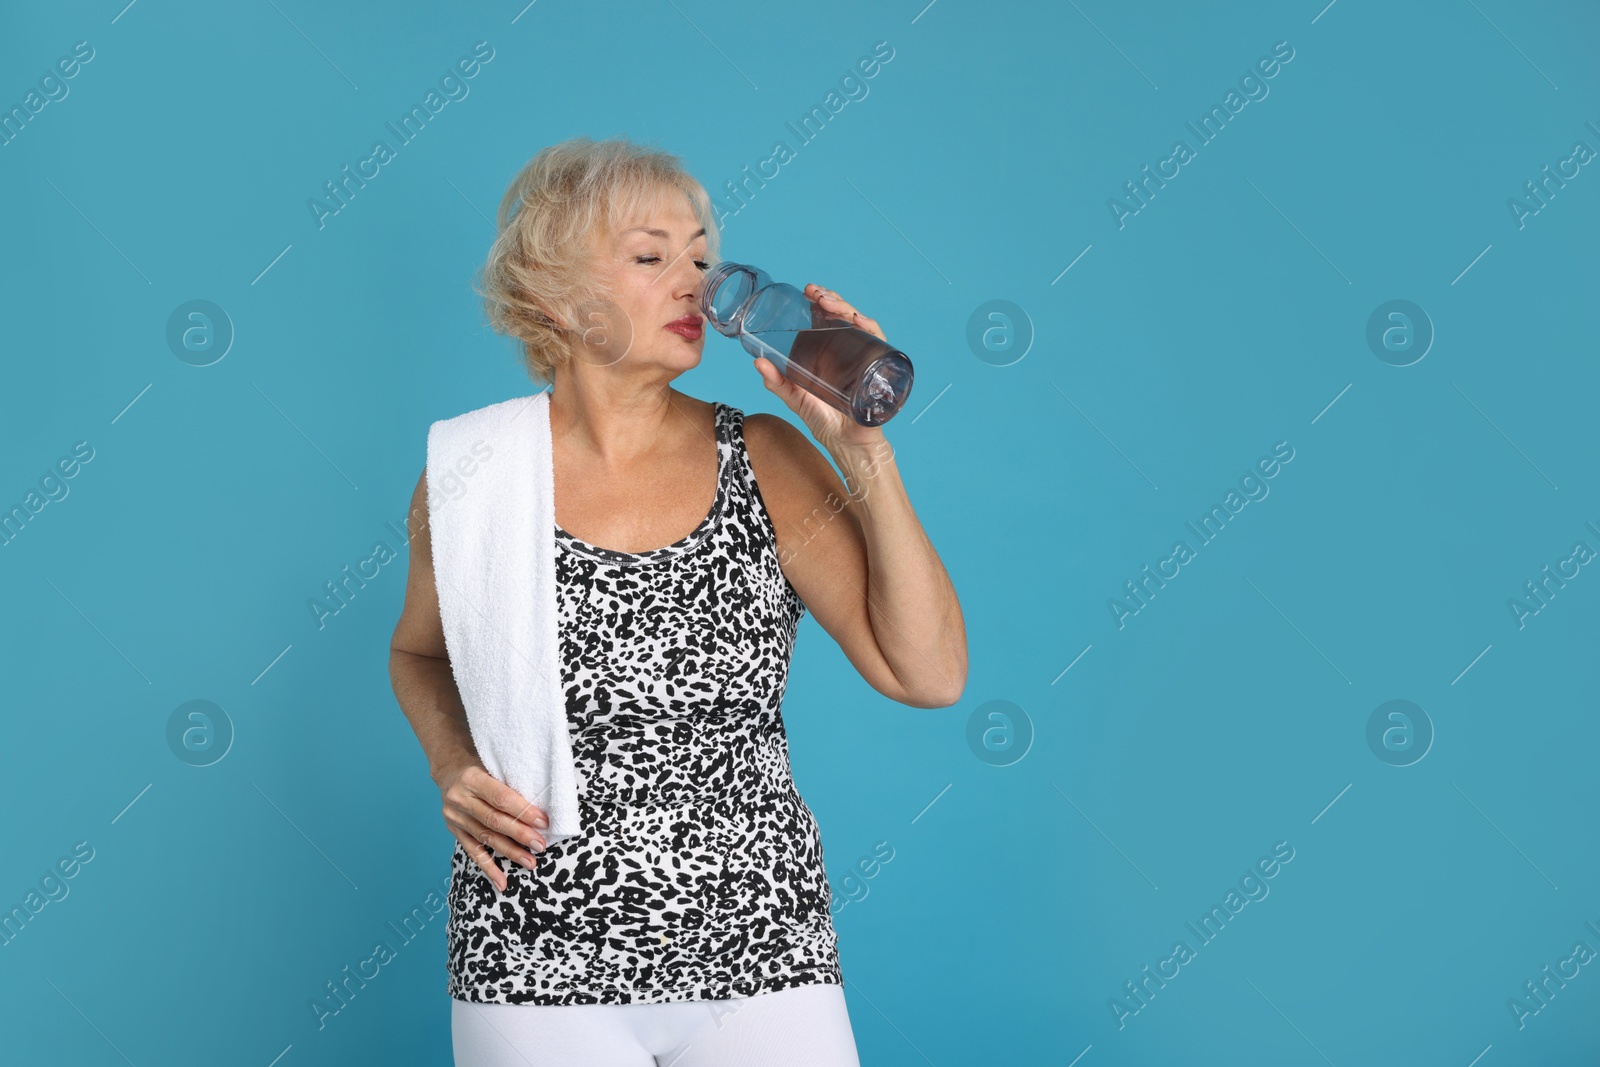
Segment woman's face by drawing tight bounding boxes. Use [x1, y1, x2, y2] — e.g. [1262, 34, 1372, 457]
[576, 194, 710, 375]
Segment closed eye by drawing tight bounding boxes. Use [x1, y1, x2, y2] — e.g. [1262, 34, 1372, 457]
[637, 255, 710, 270]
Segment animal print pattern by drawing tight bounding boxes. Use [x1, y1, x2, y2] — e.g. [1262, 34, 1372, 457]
[446, 402, 842, 1005]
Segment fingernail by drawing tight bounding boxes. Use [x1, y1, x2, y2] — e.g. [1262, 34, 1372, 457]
[534, 816, 548, 828]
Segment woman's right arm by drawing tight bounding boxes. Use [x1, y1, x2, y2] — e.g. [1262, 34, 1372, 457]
[389, 468, 549, 892]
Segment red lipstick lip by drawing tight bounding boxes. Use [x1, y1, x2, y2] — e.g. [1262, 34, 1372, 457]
[665, 316, 703, 339]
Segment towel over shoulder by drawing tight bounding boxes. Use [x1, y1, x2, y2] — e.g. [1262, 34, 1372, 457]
[424, 389, 582, 847]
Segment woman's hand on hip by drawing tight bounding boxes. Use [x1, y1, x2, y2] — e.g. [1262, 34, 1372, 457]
[439, 761, 548, 893]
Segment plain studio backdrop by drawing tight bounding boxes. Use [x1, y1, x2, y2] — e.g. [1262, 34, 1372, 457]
[2, 1, 1599, 1064]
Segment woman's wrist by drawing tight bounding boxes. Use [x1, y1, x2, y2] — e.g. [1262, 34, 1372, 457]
[827, 434, 899, 511]
[431, 750, 478, 790]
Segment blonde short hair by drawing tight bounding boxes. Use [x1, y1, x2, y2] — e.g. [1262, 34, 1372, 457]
[476, 136, 722, 385]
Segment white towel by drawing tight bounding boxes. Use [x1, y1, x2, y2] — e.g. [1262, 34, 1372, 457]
[425, 388, 582, 850]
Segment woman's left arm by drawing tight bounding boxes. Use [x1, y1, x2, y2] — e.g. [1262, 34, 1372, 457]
[829, 433, 969, 706]
[745, 283, 968, 709]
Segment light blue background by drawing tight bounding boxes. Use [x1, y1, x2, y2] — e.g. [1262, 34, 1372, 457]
[3, 1, 1598, 1064]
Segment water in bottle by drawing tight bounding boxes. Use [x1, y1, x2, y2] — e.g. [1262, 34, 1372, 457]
[699, 262, 914, 426]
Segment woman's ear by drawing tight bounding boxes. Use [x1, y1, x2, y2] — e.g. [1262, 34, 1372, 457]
[527, 295, 572, 333]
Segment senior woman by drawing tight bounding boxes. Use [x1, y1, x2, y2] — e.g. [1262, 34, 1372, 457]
[389, 136, 966, 1067]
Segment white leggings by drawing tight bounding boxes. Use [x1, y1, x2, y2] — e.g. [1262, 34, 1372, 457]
[451, 982, 861, 1067]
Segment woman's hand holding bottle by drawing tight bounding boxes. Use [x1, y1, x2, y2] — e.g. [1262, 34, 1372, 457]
[752, 283, 891, 453]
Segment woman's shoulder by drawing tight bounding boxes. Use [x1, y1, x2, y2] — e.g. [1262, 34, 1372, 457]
[737, 408, 791, 449]
[735, 410, 836, 508]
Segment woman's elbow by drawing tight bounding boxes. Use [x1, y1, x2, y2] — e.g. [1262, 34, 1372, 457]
[890, 663, 967, 709]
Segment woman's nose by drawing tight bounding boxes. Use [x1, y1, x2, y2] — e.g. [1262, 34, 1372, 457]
[669, 249, 703, 295]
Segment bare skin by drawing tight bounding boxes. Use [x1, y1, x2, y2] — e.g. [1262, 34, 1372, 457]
[390, 190, 966, 892]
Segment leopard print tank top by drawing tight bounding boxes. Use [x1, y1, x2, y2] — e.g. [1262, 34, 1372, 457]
[445, 401, 843, 1005]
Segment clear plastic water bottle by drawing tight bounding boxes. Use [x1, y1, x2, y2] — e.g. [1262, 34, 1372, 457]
[699, 262, 914, 426]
